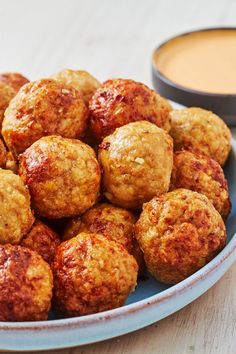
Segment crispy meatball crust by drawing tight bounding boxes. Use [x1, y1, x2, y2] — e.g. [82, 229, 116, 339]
[0, 81, 15, 129]
[21, 220, 61, 264]
[63, 203, 145, 273]
[169, 107, 231, 166]
[0, 169, 34, 244]
[19, 135, 101, 219]
[53, 232, 138, 316]
[2, 79, 89, 156]
[0, 72, 29, 93]
[0, 244, 53, 321]
[0, 138, 7, 168]
[98, 121, 173, 209]
[5, 151, 18, 173]
[136, 189, 226, 284]
[63, 203, 137, 251]
[170, 150, 231, 219]
[52, 69, 100, 106]
[89, 78, 172, 140]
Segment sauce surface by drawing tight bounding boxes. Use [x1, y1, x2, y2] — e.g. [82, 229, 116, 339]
[153, 29, 236, 94]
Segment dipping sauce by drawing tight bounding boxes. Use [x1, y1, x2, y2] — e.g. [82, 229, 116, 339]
[153, 29, 236, 94]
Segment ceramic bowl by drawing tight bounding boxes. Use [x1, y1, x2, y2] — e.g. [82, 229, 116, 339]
[152, 27, 236, 126]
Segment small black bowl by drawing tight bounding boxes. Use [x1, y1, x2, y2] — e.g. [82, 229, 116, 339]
[152, 27, 236, 126]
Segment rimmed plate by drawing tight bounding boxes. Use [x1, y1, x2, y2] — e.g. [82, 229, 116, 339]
[1, 140, 236, 352]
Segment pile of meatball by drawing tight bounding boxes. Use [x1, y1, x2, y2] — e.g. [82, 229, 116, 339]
[0, 70, 231, 321]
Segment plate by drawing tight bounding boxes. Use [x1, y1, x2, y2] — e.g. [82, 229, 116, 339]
[1, 140, 236, 352]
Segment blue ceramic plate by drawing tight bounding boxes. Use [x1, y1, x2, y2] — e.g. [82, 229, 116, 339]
[0, 141, 236, 352]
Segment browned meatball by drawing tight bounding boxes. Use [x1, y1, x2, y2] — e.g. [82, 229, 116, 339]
[63, 203, 136, 249]
[136, 189, 226, 284]
[89, 78, 172, 140]
[98, 121, 173, 209]
[0, 244, 53, 321]
[2, 79, 88, 156]
[132, 238, 146, 276]
[19, 135, 101, 219]
[5, 151, 18, 173]
[0, 169, 34, 245]
[170, 150, 231, 219]
[0, 138, 7, 168]
[21, 220, 61, 264]
[52, 69, 100, 106]
[0, 140, 18, 172]
[169, 107, 231, 166]
[0, 72, 29, 93]
[0, 81, 15, 130]
[63, 203, 145, 273]
[53, 232, 138, 316]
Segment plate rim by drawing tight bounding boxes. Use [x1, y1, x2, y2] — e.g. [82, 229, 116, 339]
[1, 228, 236, 331]
[1, 140, 236, 333]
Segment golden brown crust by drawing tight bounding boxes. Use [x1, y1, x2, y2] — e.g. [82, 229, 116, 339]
[98, 121, 173, 209]
[0, 138, 7, 168]
[131, 238, 146, 276]
[0, 81, 15, 130]
[63, 203, 136, 251]
[170, 150, 231, 219]
[0, 72, 29, 93]
[0, 169, 34, 244]
[5, 151, 18, 173]
[63, 203, 145, 274]
[169, 107, 231, 166]
[21, 220, 61, 264]
[19, 135, 101, 219]
[136, 189, 226, 284]
[2, 79, 89, 156]
[0, 244, 53, 321]
[52, 69, 100, 106]
[89, 78, 172, 140]
[53, 232, 138, 316]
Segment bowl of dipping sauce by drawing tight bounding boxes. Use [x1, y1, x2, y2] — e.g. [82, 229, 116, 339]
[152, 28, 236, 126]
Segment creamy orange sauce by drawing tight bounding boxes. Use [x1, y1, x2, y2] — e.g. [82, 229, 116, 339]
[153, 30, 236, 94]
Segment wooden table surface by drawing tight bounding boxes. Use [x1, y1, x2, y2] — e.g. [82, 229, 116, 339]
[1, 0, 236, 353]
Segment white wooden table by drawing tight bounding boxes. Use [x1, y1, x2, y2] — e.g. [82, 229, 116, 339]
[1, 0, 236, 353]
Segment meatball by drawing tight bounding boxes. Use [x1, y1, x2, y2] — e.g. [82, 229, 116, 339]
[0, 244, 53, 321]
[0, 81, 15, 130]
[89, 78, 172, 140]
[63, 203, 145, 273]
[136, 189, 226, 284]
[53, 232, 138, 316]
[0, 138, 7, 168]
[170, 150, 231, 219]
[169, 107, 231, 166]
[21, 220, 61, 264]
[0, 169, 34, 244]
[98, 121, 173, 209]
[52, 69, 100, 106]
[5, 151, 18, 173]
[19, 135, 101, 218]
[63, 203, 137, 250]
[0, 72, 29, 93]
[2, 79, 88, 156]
